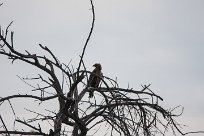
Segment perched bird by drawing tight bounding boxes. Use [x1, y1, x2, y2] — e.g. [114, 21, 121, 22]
[88, 63, 102, 98]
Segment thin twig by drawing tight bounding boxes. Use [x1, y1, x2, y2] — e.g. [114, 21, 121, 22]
[0, 115, 10, 136]
[76, 0, 95, 78]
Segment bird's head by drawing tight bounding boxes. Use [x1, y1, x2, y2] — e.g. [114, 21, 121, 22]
[93, 63, 102, 70]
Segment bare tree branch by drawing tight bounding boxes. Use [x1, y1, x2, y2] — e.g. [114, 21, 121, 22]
[77, 0, 95, 78]
[0, 131, 47, 135]
[0, 94, 61, 103]
[0, 115, 10, 136]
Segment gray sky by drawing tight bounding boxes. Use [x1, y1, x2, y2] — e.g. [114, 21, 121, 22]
[0, 0, 204, 135]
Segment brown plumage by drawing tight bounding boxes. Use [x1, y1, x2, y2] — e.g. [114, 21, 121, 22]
[88, 63, 102, 98]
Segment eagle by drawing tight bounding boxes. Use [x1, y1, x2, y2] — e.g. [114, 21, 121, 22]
[88, 63, 102, 98]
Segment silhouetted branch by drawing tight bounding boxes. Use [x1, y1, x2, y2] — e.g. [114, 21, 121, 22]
[77, 0, 95, 78]
[0, 131, 47, 135]
[16, 119, 42, 133]
[0, 94, 61, 103]
[0, 115, 10, 136]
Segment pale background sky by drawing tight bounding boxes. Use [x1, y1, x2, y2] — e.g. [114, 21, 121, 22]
[0, 0, 204, 135]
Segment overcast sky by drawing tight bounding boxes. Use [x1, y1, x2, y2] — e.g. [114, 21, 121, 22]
[0, 0, 204, 135]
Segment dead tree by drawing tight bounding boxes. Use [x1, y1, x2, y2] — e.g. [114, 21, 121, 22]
[0, 0, 203, 136]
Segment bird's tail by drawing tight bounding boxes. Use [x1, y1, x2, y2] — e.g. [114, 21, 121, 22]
[89, 91, 94, 98]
